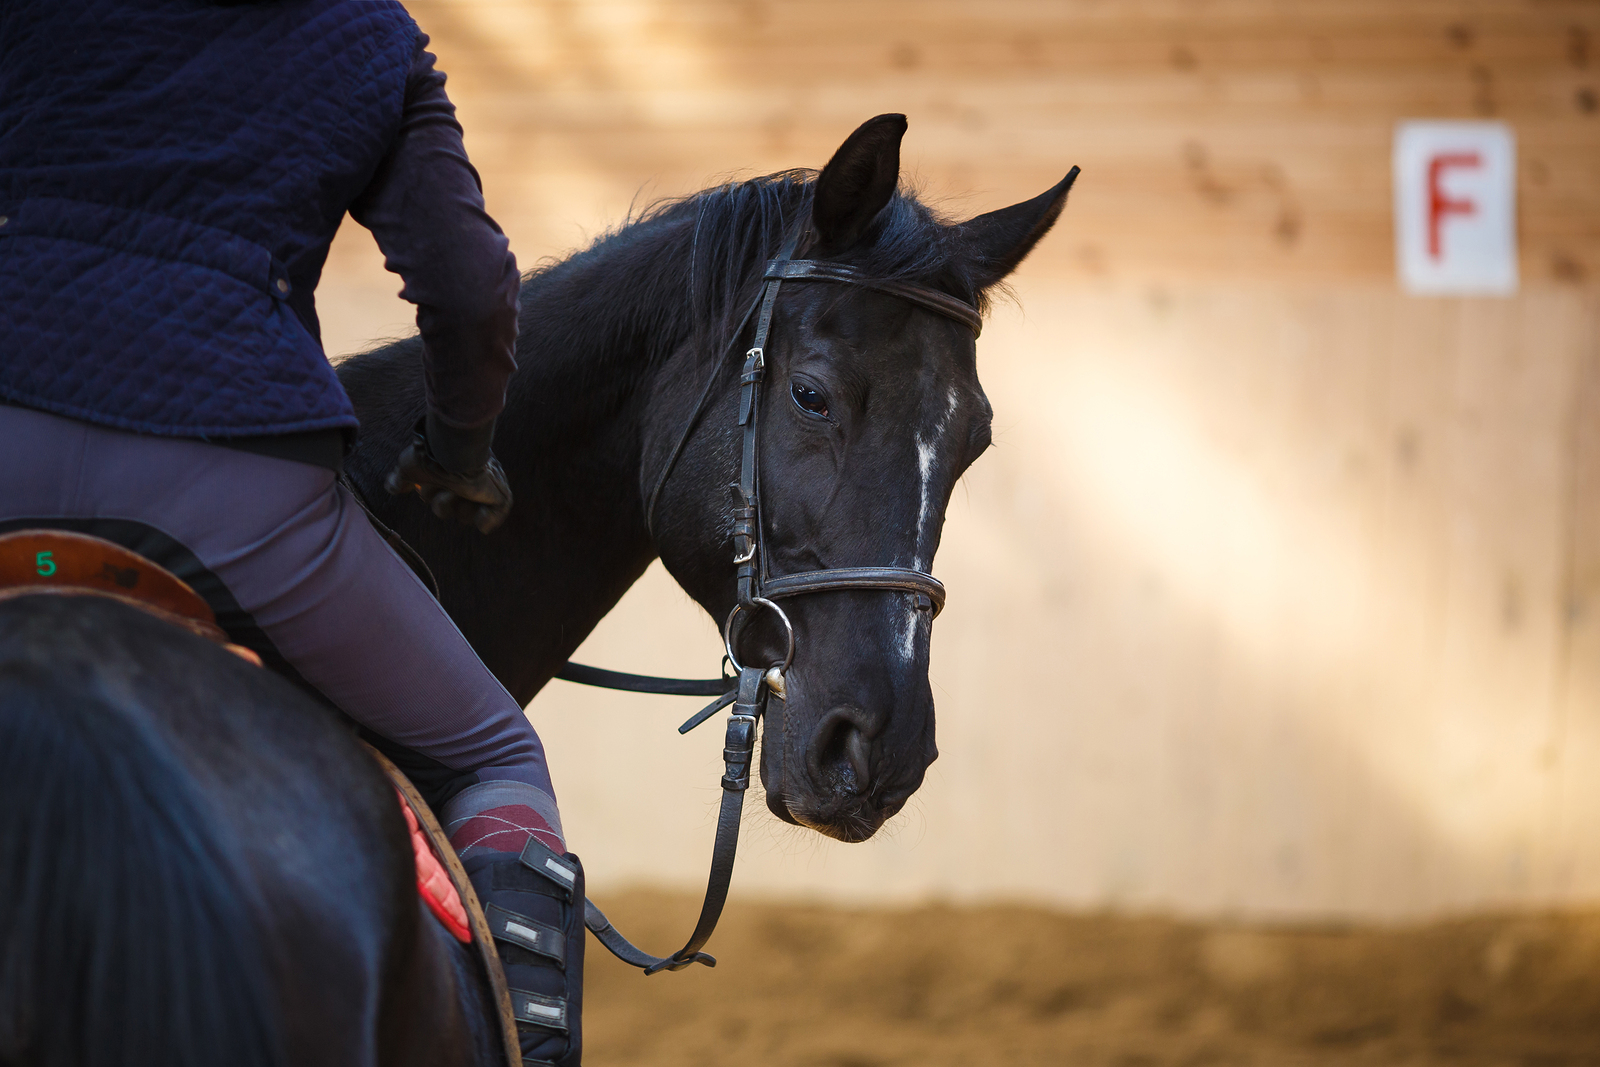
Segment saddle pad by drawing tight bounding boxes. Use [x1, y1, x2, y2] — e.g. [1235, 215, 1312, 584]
[397, 789, 471, 943]
[363, 744, 522, 1067]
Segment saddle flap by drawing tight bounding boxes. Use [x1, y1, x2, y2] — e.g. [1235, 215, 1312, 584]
[0, 529, 224, 640]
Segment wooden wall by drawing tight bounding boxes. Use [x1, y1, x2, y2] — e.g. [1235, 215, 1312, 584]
[317, 0, 1600, 918]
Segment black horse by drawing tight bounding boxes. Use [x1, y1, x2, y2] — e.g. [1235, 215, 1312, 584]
[0, 595, 504, 1067]
[0, 116, 1072, 1063]
[339, 114, 1073, 840]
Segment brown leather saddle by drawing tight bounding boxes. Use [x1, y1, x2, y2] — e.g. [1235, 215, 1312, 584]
[0, 528, 237, 643]
[0, 529, 522, 1067]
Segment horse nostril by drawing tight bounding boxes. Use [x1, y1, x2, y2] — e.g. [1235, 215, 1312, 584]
[807, 707, 874, 797]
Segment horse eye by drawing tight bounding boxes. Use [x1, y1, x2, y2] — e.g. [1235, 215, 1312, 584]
[790, 381, 830, 419]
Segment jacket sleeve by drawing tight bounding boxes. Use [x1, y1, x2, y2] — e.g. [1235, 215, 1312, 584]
[349, 37, 519, 471]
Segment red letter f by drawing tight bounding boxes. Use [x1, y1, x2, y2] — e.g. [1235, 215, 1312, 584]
[1428, 152, 1481, 259]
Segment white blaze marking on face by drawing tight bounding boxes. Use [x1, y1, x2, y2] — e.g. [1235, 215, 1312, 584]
[914, 437, 937, 569]
[900, 388, 962, 662]
[912, 388, 962, 572]
[899, 606, 920, 660]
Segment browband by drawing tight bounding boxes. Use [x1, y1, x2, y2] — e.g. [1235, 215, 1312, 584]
[763, 260, 984, 337]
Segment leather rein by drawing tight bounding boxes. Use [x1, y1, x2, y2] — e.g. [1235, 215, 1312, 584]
[557, 232, 980, 974]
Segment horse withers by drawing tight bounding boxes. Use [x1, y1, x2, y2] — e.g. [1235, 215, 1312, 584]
[340, 114, 1076, 842]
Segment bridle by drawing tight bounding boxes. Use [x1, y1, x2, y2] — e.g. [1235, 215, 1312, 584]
[654, 233, 968, 674]
[561, 228, 983, 975]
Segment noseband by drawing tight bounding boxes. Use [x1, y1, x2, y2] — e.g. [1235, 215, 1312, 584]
[557, 231, 982, 975]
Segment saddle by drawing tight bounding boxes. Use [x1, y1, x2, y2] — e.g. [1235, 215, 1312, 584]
[0, 529, 522, 1067]
[0, 528, 248, 650]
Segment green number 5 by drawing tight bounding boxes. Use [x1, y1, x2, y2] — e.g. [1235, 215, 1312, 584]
[35, 550, 55, 577]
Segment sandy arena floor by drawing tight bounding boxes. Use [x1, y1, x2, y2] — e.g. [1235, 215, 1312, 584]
[582, 892, 1600, 1066]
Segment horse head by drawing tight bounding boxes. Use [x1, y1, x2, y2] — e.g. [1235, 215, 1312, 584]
[650, 115, 1076, 842]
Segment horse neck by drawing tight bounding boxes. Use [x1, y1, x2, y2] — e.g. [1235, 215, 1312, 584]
[447, 217, 709, 701]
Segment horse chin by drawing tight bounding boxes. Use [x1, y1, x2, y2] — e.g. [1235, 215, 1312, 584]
[784, 798, 890, 843]
[764, 790, 802, 826]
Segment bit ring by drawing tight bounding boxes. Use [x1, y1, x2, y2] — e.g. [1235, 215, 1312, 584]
[722, 597, 795, 675]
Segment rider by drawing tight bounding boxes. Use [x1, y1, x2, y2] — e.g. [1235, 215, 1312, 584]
[0, 1, 582, 1062]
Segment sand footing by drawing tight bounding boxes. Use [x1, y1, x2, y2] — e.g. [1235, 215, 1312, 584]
[584, 891, 1600, 1066]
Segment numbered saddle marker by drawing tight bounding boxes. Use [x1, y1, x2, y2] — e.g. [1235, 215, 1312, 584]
[0, 530, 221, 639]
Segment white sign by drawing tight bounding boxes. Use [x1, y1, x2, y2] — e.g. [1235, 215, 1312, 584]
[1393, 121, 1517, 295]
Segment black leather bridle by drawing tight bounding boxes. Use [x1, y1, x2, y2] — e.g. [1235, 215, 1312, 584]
[562, 230, 982, 974]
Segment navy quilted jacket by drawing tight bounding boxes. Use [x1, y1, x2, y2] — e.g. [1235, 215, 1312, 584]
[0, 0, 519, 439]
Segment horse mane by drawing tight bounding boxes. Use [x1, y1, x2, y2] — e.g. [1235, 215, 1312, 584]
[340, 166, 990, 437]
[337, 164, 998, 534]
[514, 169, 993, 382]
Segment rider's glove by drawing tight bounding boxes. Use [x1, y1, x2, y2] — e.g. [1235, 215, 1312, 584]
[384, 413, 513, 534]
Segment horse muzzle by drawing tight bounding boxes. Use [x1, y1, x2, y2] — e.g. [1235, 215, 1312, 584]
[760, 692, 930, 842]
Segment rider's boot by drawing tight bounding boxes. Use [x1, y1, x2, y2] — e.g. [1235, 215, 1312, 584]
[443, 784, 585, 1067]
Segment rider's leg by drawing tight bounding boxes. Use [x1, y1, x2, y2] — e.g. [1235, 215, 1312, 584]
[2, 403, 583, 1066]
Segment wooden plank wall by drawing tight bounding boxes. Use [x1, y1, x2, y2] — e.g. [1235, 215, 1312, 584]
[317, 0, 1600, 918]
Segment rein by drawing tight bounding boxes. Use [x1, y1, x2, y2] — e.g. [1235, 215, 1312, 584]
[556, 232, 977, 974]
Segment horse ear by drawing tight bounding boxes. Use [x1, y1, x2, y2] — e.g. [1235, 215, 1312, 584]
[961, 166, 1080, 288]
[810, 114, 908, 256]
